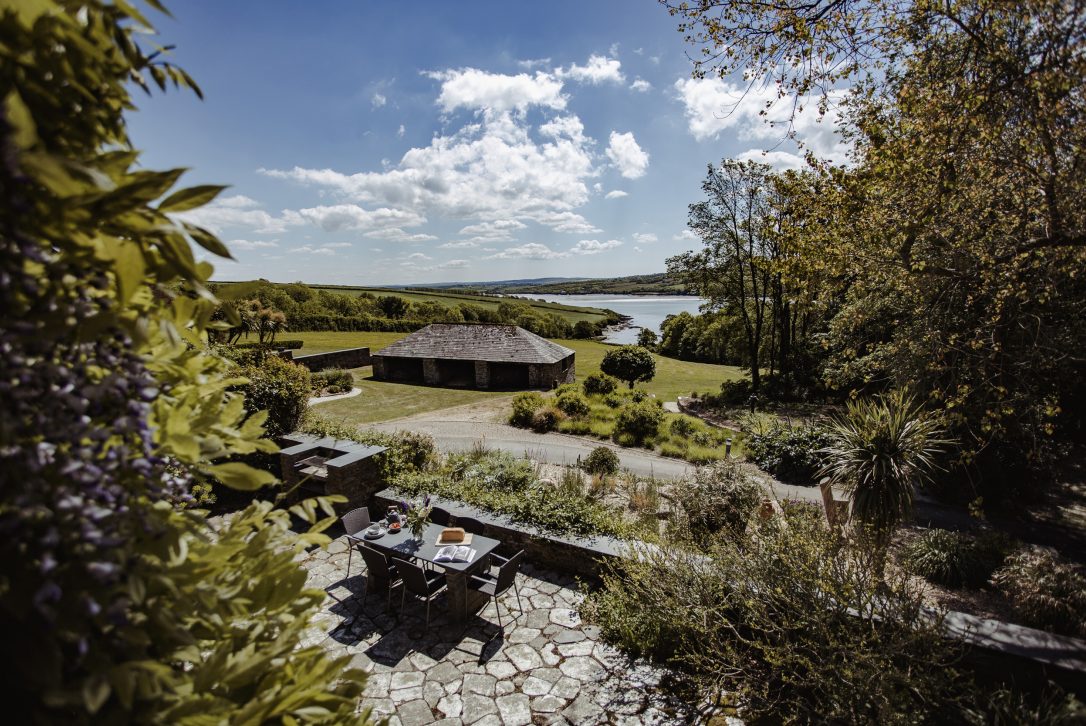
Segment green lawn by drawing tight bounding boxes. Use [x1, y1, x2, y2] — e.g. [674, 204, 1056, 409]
[292, 332, 746, 425]
[304, 285, 612, 325]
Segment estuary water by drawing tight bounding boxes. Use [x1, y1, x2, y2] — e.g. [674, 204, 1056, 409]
[515, 293, 707, 345]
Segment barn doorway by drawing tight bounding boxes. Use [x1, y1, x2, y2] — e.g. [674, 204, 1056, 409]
[490, 362, 529, 389]
[385, 356, 424, 383]
[435, 359, 475, 388]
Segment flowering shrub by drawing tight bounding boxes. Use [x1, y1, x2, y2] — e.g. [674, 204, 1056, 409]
[0, 3, 371, 721]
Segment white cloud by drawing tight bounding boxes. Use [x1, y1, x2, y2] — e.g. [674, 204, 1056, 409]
[632, 232, 657, 244]
[571, 239, 622, 255]
[439, 240, 482, 249]
[457, 219, 526, 242]
[425, 68, 566, 115]
[674, 229, 699, 242]
[174, 195, 290, 234]
[227, 238, 279, 250]
[438, 259, 468, 269]
[630, 78, 652, 93]
[516, 57, 551, 69]
[372, 92, 387, 108]
[674, 77, 850, 164]
[287, 204, 426, 233]
[559, 54, 624, 85]
[735, 149, 808, 170]
[534, 211, 600, 234]
[322, 242, 352, 249]
[362, 227, 438, 243]
[606, 131, 649, 179]
[405, 252, 432, 261]
[604, 190, 628, 199]
[486, 243, 568, 260]
[397, 124, 405, 138]
[292, 245, 335, 256]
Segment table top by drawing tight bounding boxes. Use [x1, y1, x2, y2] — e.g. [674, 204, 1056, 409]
[358, 522, 500, 573]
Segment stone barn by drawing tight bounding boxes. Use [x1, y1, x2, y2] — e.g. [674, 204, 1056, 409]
[371, 323, 575, 390]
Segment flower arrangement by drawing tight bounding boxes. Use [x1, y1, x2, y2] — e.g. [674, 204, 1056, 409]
[400, 495, 433, 539]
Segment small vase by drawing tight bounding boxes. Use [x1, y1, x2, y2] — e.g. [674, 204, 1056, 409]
[410, 520, 426, 540]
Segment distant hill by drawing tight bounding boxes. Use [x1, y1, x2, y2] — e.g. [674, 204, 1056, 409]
[462, 273, 692, 296]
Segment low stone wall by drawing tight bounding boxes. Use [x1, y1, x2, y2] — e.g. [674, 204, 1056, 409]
[371, 487, 1086, 689]
[373, 488, 627, 579]
[289, 347, 371, 372]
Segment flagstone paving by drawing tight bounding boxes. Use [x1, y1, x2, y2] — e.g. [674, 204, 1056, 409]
[298, 535, 702, 725]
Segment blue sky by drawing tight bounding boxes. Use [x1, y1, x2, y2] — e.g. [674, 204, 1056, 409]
[129, 1, 845, 285]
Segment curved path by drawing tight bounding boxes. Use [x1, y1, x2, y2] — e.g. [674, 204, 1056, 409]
[373, 418, 695, 480]
[361, 398, 825, 502]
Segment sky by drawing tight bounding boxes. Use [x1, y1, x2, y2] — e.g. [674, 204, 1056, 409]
[128, 1, 847, 286]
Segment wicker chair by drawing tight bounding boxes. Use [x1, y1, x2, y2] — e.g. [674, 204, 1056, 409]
[397, 558, 447, 628]
[358, 544, 401, 610]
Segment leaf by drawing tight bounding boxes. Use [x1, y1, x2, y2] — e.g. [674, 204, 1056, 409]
[82, 675, 111, 714]
[185, 223, 234, 260]
[4, 91, 37, 148]
[159, 184, 227, 212]
[111, 240, 146, 304]
[204, 462, 277, 491]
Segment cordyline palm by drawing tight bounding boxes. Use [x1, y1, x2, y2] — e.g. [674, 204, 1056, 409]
[819, 390, 952, 545]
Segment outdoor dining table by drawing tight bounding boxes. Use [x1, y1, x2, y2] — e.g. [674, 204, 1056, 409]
[359, 521, 501, 622]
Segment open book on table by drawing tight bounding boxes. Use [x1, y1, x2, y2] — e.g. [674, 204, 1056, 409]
[434, 545, 476, 563]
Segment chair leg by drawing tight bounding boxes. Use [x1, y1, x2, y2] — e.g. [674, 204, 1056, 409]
[347, 547, 353, 578]
[400, 585, 407, 614]
[514, 582, 523, 616]
[425, 598, 431, 629]
[495, 595, 503, 631]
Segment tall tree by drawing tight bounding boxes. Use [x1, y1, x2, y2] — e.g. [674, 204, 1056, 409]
[669, 160, 779, 392]
[665, 0, 1086, 493]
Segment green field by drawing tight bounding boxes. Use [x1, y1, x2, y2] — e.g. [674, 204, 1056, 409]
[303, 284, 613, 325]
[293, 331, 745, 423]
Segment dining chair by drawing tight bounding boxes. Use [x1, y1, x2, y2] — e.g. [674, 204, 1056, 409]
[468, 550, 525, 631]
[397, 558, 447, 628]
[429, 506, 451, 526]
[455, 515, 485, 535]
[341, 506, 371, 577]
[358, 544, 401, 611]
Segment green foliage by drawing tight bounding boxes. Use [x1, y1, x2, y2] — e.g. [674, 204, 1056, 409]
[636, 328, 659, 348]
[613, 400, 664, 442]
[902, 528, 1014, 589]
[509, 391, 545, 428]
[555, 390, 590, 418]
[992, 547, 1086, 637]
[602, 392, 625, 408]
[668, 416, 697, 438]
[583, 514, 966, 723]
[669, 459, 763, 547]
[393, 451, 644, 539]
[572, 319, 600, 338]
[237, 355, 312, 437]
[746, 419, 830, 485]
[300, 412, 436, 481]
[582, 446, 621, 476]
[582, 371, 619, 396]
[600, 345, 657, 388]
[0, 1, 371, 721]
[531, 405, 565, 433]
[311, 368, 354, 394]
[819, 391, 952, 542]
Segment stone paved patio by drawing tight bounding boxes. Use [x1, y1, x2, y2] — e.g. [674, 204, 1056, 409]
[299, 535, 696, 725]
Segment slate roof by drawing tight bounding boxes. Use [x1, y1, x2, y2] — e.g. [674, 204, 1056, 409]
[373, 324, 574, 364]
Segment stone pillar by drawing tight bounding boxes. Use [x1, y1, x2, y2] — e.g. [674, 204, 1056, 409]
[422, 358, 440, 385]
[474, 360, 490, 389]
[372, 357, 386, 380]
[528, 363, 542, 388]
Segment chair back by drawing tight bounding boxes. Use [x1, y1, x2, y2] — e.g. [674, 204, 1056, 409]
[456, 516, 485, 535]
[397, 558, 431, 596]
[494, 550, 524, 596]
[342, 506, 371, 537]
[358, 544, 392, 579]
[430, 506, 451, 526]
